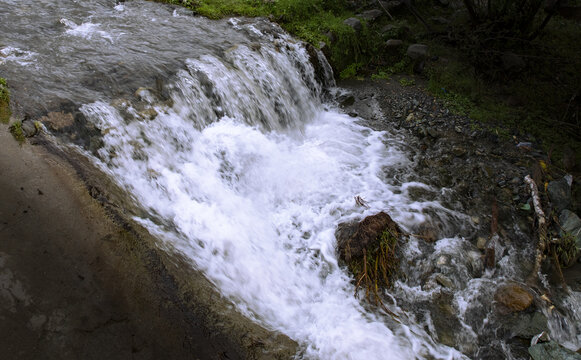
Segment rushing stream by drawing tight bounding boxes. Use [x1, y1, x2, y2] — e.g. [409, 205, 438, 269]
[2, 0, 580, 359]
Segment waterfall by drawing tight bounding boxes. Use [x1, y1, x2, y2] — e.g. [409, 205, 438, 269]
[3, 0, 579, 358]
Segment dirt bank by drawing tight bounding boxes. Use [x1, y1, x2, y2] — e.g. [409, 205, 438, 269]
[0, 124, 296, 360]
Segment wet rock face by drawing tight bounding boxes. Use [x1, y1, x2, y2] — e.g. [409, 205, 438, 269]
[529, 341, 581, 360]
[336, 211, 401, 263]
[548, 175, 573, 213]
[494, 284, 533, 312]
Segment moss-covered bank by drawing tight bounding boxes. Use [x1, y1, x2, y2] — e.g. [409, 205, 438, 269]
[0, 77, 11, 124]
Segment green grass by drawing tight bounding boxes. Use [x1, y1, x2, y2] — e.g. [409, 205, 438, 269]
[0, 78, 10, 124]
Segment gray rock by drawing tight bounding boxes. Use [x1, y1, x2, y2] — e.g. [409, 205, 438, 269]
[338, 94, 355, 108]
[510, 312, 548, 339]
[385, 39, 403, 48]
[379, 1, 404, 11]
[559, 209, 581, 258]
[435, 274, 455, 289]
[343, 17, 362, 32]
[381, 24, 397, 33]
[529, 341, 581, 360]
[357, 9, 383, 21]
[21, 120, 39, 137]
[407, 44, 429, 60]
[548, 176, 572, 213]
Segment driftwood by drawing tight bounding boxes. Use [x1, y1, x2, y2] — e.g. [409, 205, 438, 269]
[376, 0, 394, 21]
[524, 175, 548, 281]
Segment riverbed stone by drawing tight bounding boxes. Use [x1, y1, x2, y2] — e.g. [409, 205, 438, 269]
[385, 39, 403, 48]
[548, 176, 573, 213]
[529, 341, 581, 360]
[559, 209, 581, 262]
[343, 17, 362, 32]
[509, 311, 548, 339]
[494, 284, 533, 312]
[435, 273, 454, 289]
[357, 9, 383, 22]
[406, 44, 429, 60]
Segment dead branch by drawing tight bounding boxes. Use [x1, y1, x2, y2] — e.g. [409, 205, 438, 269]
[376, 0, 394, 21]
[524, 175, 548, 281]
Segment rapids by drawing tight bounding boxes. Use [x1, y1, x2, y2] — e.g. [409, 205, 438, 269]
[1, 0, 579, 359]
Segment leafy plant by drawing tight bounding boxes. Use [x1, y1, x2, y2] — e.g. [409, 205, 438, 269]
[399, 77, 415, 87]
[339, 62, 362, 79]
[9, 121, 25, 144]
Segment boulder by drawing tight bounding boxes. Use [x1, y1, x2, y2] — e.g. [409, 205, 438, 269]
[41, 111, 75, 131]
[357, 9, 383, 22]
[385, 39, 403, 48]
[336, 211, 402, 262]
[343, 17, 362, 32]
[509, 312, 548, 339]
[379, 1, 404, 11]
[494, 284, 533, 312]
[548, 175, 573, 213]
[406, 44, 429, 60]
[529, 341, 581, 360]
[559, 209, 581, 264]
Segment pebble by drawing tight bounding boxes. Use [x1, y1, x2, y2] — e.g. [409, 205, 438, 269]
[477, 237, 487, 250]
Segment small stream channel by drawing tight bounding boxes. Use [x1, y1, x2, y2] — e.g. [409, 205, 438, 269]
[1, 1, 580, 359]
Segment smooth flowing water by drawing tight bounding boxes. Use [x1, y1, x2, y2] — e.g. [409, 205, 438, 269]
[2, 1, 579, 359]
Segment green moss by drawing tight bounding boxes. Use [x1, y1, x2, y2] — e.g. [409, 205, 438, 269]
[0, 78, 11, 124]
[9, 121, 25, 144]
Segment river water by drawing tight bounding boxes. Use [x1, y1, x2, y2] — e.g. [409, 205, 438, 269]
[2, 1, 580, 359]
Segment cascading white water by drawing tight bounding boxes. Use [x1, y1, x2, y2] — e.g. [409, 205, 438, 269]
[4, 0, 580, 358]
[78, 17, 467, 359]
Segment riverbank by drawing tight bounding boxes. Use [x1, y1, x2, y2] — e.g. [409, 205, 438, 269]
[0, 123, 296, 359]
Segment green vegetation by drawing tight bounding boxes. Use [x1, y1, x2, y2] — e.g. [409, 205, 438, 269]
[153, 0, 580, 161]
[0, 78, 10, 124]
[9, 121, 25, 144]
[153, 0, 383, 74]
[554, 233, 578, 268]
[399, 77, 415, 87]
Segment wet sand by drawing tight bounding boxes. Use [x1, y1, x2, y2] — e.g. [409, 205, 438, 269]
[0, 124, 295, 359]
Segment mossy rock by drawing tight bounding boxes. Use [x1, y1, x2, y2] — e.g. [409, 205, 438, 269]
[336, 211, 404, 298]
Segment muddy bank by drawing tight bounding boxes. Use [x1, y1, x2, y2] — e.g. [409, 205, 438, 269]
[0, 124, 296, 360]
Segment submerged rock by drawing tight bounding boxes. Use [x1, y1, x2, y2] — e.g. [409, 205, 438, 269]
[529, 341, 581, 360]
[494, 284, 533, 312]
